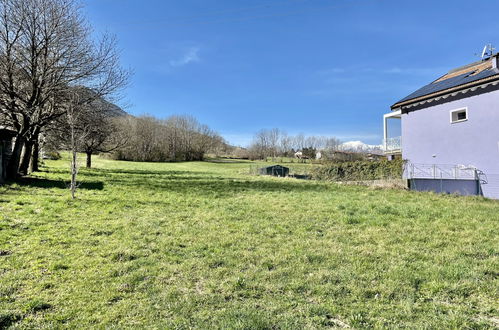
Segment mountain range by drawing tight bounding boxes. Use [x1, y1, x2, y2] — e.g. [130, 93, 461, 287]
[339, 140, 383, 154]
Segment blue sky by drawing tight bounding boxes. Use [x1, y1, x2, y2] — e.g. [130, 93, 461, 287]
[85, 0, 499, 146]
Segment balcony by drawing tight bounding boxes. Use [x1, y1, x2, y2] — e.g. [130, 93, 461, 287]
[383, 136, 402, 153]
[383, 110, 402, 154]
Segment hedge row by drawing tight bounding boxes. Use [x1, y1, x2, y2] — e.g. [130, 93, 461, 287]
[311, 158, 406, 181]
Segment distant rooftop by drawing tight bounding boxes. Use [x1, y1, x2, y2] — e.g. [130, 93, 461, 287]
[392, 56, 499, 108]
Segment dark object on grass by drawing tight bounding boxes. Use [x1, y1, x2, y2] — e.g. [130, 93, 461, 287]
[259, 165, 289, 177]
[289, 174, 311, 180]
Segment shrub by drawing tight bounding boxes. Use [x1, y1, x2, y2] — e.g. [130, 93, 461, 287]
[311, 158, 406, 181]
[44, 151, 61, 160]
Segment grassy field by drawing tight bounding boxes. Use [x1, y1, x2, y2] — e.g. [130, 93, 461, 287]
[0, 156, 498, 328]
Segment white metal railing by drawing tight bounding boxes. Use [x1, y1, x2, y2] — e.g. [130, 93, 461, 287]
[405, 163, 478, 180]
[383, 136, 402, 152]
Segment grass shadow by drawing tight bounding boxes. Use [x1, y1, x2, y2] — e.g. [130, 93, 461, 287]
[14, 177, 104, 190]
[78, 168, 213, 177]
[206, 159, 251, 164]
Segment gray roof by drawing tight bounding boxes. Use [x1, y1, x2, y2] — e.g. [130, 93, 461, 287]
[392, 64, 499, 107]
[261, 165, 288, 169]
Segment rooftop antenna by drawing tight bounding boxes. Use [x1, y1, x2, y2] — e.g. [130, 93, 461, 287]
[479, 43, 495, 60]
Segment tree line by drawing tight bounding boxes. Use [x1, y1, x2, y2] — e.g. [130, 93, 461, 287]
[247, 128, 342, 160]
[111, 115, 225, 162]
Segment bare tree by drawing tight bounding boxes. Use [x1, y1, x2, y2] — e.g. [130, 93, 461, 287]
[64, 91, 89, 199]
[249, 129, 269, 160]
[293, 133, 306, 152]
[114, 116, 162, 162]
[324, 137, 341, 151]
[248, 128, 281, 160]
[247, 129, 343, 160]
[77, 96, 128, 168]
[46, 89, 128, 168]
[268, 128, 281, 159]
[278, 131, 291, 156]
[113, 115, 222, 162]
[0, 0, 129, 178]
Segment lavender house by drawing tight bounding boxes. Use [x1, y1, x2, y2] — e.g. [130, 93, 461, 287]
[383, 53, 499, 198]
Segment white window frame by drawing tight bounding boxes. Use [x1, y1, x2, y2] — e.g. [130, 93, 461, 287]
[450, 107, 468, 124]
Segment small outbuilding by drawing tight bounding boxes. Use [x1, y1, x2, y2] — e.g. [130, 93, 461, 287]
[259, 165, 289, 177]
[0, 129, 16, 183]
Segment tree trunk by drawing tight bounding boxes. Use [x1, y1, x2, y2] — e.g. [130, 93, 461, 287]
[6, 135, 25, 179]
[86, 151, 92, 168]
[71, 148, 77, 199]
[30, 139, 40, 172]
[70, 128, 78, 199]
[21, 128, 41, 175]
[18, 140, 33, 176]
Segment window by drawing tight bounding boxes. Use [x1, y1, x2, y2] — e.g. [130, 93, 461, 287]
[450, 108, 468, 123]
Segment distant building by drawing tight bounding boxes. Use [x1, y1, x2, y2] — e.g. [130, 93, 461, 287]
[383, 51, 499, 198]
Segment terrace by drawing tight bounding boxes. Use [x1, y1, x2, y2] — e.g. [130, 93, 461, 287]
[383, 110, 402, 154]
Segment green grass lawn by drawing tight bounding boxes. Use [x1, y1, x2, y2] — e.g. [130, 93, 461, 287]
[0, 156, 498, 328]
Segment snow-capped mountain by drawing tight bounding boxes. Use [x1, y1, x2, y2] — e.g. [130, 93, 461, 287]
[339, 141, 383, 153]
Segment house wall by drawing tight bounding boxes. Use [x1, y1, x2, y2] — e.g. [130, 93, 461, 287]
[409, 179, 480, 196]
[402, 89, 499, 198]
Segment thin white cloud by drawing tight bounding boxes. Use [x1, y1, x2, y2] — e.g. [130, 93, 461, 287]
[169, 47, 200, 67]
